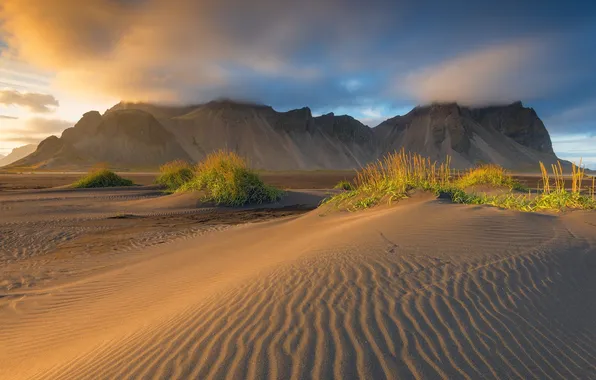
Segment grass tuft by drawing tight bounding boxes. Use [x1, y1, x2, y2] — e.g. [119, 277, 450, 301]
[179, 150, 284, 206]
[324, 148, 596, 212]
[456, 164, 527, 191]
[155, 160, 194, 192]
[324, 149, 450, 210]
[334, 180, 355, 191]
[72, 169, 134, 188]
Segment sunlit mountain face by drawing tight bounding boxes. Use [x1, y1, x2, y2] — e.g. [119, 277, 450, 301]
[1, 0, 595, 167]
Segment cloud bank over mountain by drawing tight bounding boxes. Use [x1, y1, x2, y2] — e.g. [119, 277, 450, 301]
[0, 1, 594, 115]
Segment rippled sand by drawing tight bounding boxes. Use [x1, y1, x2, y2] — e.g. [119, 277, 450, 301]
[1, 187, 596, 379]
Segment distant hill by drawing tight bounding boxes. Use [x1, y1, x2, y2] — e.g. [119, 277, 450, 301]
[7, 100, 567, 171]
[0, 144, 37, 167]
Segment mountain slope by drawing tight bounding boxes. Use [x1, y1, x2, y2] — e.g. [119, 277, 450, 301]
[0, 144, 37, 167]
[373, 102, 562, 169]
[11, 101, 377, 170]
[160, 101, 377, 170]
[6, 100, 565, 171]
[11, 110, 190, 170]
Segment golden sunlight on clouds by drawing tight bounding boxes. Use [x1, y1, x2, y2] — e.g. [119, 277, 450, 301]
[0, 0, 377, 103]
[0, 0, 311, 102]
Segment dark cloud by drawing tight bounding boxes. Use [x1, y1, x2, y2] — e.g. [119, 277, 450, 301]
[0, 115, 19, 119]
[0, 89, 59, 112]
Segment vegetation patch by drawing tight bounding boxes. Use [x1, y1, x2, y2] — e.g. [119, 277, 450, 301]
[72, 169, 134, 188]
[179, 150, 284, 206]
[323, 150, 451, 211]
[456, 164, 527, 191]
[155, 160, 194, 192]
[323, 149, 596, 212]
[334, 180, 355, 191]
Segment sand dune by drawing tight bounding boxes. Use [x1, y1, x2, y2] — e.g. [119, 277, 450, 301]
[0, 187, 327, 291]
[2, 191, 596, 379]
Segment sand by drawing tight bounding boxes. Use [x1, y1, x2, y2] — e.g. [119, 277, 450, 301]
[1, 186, 596, 379]
[0, 171, 356, 191]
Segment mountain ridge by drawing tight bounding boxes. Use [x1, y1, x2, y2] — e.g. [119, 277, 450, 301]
[5, 100, 568, 171]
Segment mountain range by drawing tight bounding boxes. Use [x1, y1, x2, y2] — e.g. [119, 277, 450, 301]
[4, 100, 564, 171]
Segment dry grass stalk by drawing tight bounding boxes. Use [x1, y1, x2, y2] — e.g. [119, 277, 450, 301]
[570, 159, 584, 194]
[539, 162, 550, 194]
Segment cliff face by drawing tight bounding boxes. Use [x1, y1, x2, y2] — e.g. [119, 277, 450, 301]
[470, 101, 553, 154]
[373, 102, 562, 169]
[7, 100, 563, 171]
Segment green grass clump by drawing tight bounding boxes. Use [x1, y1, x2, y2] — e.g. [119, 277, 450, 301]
[446, 188, 596, 212]
[179, 150, 284, 206]
[72, 169, 134, 188]
[533, 190, 596, 210]
[334, 180, 355, 191]
[323, 149, 596, 212]
[155, 160, 194, 191]
[456, 164, 527, 191]
[323, 150, 451, 210]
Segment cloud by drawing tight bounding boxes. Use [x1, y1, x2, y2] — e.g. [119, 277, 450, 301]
[398, 40, 560, 106]
[0, 115, 18, 119]
[4, 117, 71, 134]
[1, 0, 595, 116]
[1, 136, 42, 144]
[0, 89, 59, 112]
[1, 117, 72, 147]
[0, 0, 395, 104]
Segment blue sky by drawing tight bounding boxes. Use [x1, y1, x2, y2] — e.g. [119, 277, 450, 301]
[0, 0, 595, 166]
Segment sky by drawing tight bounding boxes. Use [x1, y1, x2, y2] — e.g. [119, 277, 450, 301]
[0, 0, 595, 166]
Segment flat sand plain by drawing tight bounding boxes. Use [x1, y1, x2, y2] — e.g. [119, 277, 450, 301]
[0, 171, 357, 191]
[1, 180, 596, 379]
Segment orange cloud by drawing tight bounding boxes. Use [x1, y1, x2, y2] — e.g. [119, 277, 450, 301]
[0, 0, 338, 102]
[0, 0, 390, 103]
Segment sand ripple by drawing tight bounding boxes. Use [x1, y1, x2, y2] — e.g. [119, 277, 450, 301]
[1, 200, 596, 379]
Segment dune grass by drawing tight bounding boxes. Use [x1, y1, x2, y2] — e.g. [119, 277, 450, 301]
[334, 180, 355, 191]
[72, 169, 134, 188]
[179, 151, 284, 206]
[155, 160, 194, 192]
[325, 149, 596, 212]
[455, 164, 527, 191]
[325, 150, 451, 211]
